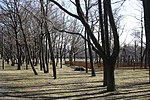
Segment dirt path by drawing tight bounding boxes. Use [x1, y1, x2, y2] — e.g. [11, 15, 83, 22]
[0, 64, 150, 100]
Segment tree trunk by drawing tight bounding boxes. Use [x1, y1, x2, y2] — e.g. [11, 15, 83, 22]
[143, 0, 150, 83]
[73, 53, 76, 61]
[47, 33, 57, 79]
[59, 42, 63, 68]
[85, 29, 88, 73]
[134, 41, 137, 69]
[25, 54, 29, 70]
[60, 54, 63, 68]
[18, 46, 22, 69]
[41, 37, 46, 73]
[103, 0, 110, 86]
[144, 51, 148, 69]
[103, 62, 107, 86]
[2, 56, 4, 70]
[15, 31, 21, 70]
[85, 0, 95, 76]
[45, 36, 49, 73]
[56, 49, 59, 67]
[34, 56, 38, 66]
[69, 50, 73, 66]
[22, 34, 38, 75]
[39, 24, 44, 71]
[140, 11, 144, 68]
[87, 35, 95, 76]
[105, 59, 116, 91]
[39, 43, 43, 71]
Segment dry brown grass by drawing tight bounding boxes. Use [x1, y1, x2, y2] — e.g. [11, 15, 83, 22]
[0, 61, 150, 100]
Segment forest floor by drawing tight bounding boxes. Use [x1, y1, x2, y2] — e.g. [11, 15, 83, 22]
[0, 61, 150, 100]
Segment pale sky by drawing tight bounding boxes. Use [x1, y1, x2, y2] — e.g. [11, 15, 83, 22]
[60, 0, 144, 46]
[117, 0, 145, 45]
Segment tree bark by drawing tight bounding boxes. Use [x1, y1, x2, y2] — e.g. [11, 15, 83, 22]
[140, 11, 144, 68]
[45, 36, 49, 73]
[14, 28, 21, 70]
[143, 0, 150, 83]
[60, 49, 63, 68]
[88, 35, 96, 76]
[41, 37, 46, 73]
[39, 40, 43, 71]
[85, 31, 88, 73]
[105, 59, 116, 91]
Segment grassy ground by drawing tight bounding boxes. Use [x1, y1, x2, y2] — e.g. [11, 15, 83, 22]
[0, 61, 150, 100]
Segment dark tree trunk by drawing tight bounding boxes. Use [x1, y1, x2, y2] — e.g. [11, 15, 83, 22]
[140, 11, 144, 68]
[41, 37, 46, 73]
[87, 34, 95, 76]
[23, 34, 38, 75]
[105, 59, 116, 91]
[144, 51, 148, 69]
[63, 44, 66, 62]
[18, 46, 22, 69]
[24, 38, 38, 75]
[56, 49, 59, 67]
[47, 33, 57, 79]
[45, 36, 49, 73]
[73, 53, 76, 62]
[103, 62, 107, 86]
[2, 56, 4, 69]
[39, 26, 43, 71]
[102, 0, 110, 86]
[85, 0, 95, 76]
[134, 41, 137, 69]
[60, 54, 63, 68]
[143, 0, 150, 83]
[33, 39, 38, 66]
[85, 29, 88, 73]
[2, 57, 4, 70]
[15, 31, 21, 70]
[39, 44, 43, 71]
[60, 41, 63, 68]
[69, 50, 73, 66]
[25, 54, 29, 70]
[34, 56, 38, 66]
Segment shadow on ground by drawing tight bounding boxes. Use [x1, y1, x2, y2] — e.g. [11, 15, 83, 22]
[0, 64, 150, 100]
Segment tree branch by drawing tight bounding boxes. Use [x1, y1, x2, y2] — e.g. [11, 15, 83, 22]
[49, 0, 80, 20]
[75, 0, 106, 59]
[53, 26, 99, 54]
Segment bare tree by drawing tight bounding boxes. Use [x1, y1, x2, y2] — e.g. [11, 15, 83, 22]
[0, 0, 22, 70]
[50, 0, 120, 91]
[85, 0, 96, 76]
[40, 0, 56, 79]
[14, 0, 38, 75]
